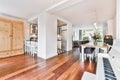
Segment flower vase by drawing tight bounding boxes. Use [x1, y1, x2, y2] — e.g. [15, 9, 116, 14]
[94, 40, 97, 45]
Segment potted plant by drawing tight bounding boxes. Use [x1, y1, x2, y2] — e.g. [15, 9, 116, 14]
[91, 32, 101, 45]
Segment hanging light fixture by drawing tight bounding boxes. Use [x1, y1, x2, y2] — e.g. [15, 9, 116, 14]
[93, 11, 98, 29]
[93, 22, 98, 29]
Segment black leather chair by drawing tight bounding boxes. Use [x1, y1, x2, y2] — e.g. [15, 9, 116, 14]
[79, 46, 95, 62]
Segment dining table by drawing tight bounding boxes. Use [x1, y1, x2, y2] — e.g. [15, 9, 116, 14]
[80, 42, 108, 62]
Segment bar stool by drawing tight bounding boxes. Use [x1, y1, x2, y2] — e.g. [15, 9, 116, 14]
[30, 41, 37, 57]
[25, 41, 31, 55]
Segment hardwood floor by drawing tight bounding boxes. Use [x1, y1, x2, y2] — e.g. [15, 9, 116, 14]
[0, 48, 96, 80]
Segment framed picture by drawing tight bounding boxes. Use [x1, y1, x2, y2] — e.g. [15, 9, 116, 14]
[30, 24, 38, 35]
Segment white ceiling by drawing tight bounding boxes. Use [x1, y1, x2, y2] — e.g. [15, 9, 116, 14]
[48, 0, 116, 25]
[0, 0, 61, 20]
[0, 0, 116, 25]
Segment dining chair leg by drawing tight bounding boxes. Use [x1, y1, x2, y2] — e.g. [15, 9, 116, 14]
[84, 54, 87, 60]
[89, 54, 92, 63]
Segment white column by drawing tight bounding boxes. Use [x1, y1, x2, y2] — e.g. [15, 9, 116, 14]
[46, 13, 57, 59]
[38, 13, 46, 59]
[37, 12, 73, 59]
[38, 12, 57, 59]
[66, 23, 72, 51]
[116, 0, 120, 39]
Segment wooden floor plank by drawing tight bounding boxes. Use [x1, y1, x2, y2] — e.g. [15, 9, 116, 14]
[0, 48, 96, 80]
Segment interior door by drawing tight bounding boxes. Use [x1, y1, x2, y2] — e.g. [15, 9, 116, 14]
[12, 22, 24, 50]
[0, 20, 12, 52]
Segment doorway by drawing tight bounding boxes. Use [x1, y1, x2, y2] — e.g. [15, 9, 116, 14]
[57, 20, 67, 54]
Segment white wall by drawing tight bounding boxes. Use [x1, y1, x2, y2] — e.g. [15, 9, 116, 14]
[73, 25, 94, 41]
[46, 13, 57, 59]
[73, 23, 105, 41]
[38, 12, 73, 59]
[73, 30, 79, 41]
[0, 14, 24, 21]
[66, 23, 72, 51]
[38, 13, 46, 59]
[107, 19, 114, 36]
[113, 16, 116, 39]
[116, 0, 120, 40]
[38, 12, 57, 59]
